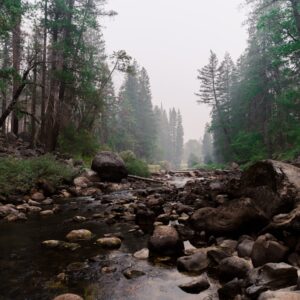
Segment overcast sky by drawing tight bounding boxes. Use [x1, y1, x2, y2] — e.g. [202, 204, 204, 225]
[103, 0, 248, 142]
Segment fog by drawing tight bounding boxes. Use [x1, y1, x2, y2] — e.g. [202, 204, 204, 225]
[103, 0, 248, 141]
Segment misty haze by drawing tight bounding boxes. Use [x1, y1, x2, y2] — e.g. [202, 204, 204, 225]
[1, 0, 300, 299]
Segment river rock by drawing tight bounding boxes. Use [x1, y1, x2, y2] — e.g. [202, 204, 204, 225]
[28, 206, 42, 213]
[237, 238, 254, 258]
[251, 234, 289, 267]
[91, 151, 128, 182]
[247, 262, 298, 292]
[133, 248, 149, 260]
[31, 192, 45, 201]
[190, 198, 268, 236]
[73, 176, 91, 188]
[73, 216, 87, 223]
[0, 204, 18, 218]
[148, 225, 184, 257]
[218, 256, 252, 282]
[135, 208, 155, 233]
[5, 212, 27, 222]
[66, 229, 92, 241]
[178, 275, 210, 294]
[96, 237, 122, 249]
[258, 291, 300, 300]
[123, 269, 145, 279]
[177, 251, 209, 273]
[28, 200, 40, 206]
[40, 210, 54, 216]
[42, 240, 81, 251]
[53, 294, 83, 300]
[218, 278, 243, 300]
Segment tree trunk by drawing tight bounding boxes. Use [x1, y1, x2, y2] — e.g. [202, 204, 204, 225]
[11, 6, 21, 135]
[290, 0, 300, 39]
[31, 56, 37, 146]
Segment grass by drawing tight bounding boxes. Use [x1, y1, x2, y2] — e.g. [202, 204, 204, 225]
[0, 154, 76, 196]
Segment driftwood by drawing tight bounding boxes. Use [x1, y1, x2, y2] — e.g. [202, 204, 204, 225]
[128, 175, 164, 184]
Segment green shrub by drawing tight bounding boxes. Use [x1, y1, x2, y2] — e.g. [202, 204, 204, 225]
[0, 155, 75, 195]
[119, 151, 150, 177]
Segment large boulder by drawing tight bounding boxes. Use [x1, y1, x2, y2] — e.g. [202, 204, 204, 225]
[247, 263, 298, 293]
[148, 225, 184, 257]
[190, 198, 268, 237]
[91, 152, 128, 182]
[251, 234, 289, 267]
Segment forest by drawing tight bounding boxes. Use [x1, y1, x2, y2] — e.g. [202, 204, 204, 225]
[1, 1, 300, 300]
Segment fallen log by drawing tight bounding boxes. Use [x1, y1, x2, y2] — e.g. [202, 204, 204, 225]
[128, 175, 165, 184]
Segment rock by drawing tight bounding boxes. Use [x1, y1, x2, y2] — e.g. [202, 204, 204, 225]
[135, 208, 155, 233]
[73, 176, 91, 188]
[53, 294, 83, 300]
[178, 275, 210, 294]
[91, 151, 128, 182]
[133, 248, 149, 260]
[31, 192, 45, 201]
[40, 210, 54, 216]
[190, 198, 268, 237]
[66, 229, 92, 241]
[73, 216, 87, 223]
[177, 251, 209, 273]
[42, 198, 53, 205]
[123, 269, 145, 279]
[101, 266, 117, 274]
[258, 291, 300, 300]
[96, 237, 122, 249]
[218, 256, 252, 282]
[237, 239, 254, 258]
[247, 262, 298, 291]
[42, 240, 81, 251]
[0, 204, 18, 218]
[66, 262, 89, 272]
[28, 206, 42, 213]
[5, 212, 27, 222]
[28, 200, 40, 206]
[241, 160, 300, 217]
[251, 234, 289, 267]
[218, 278, 243, 300]
[148, 225, 184, 257]
[207, 248, 231, 265]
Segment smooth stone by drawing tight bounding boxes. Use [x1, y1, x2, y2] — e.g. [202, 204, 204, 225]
[53, 294, 83, 300]
[96, 237, 122, 249]
[73, 216, 87, 223]
[177, 251, 209, 274]
[133, 248, 149, 260]
[179, 275, 210, 294]
[40, 210, 54, 216]
[31, 192, 45, 201]
[66, 229, 92, 241]
[123, 269, 145, 279]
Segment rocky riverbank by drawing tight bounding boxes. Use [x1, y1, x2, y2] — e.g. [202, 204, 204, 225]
[1, 150, 300, 299]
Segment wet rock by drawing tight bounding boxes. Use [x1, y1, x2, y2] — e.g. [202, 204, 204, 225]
[207, 248, 231, 265]
[42, 198, 53, 205]
[133, 248, 149, 260]
[0, 204, 18, 218]
[190, 198, 268, 237]
[156, 213, 170, 225]
[177, 251, 209, 273]
[237, 238, 254, 258]
[123, 269, 145, 279]
[96, 237, 122, 249]
[5, 212, 27, 222]
[40, 210, 54, 216]
[251, 234, 289, 267]
[66, 229, 92, 241]
[91, 151, 128, 182]
[31, 192, 45, 201]
[258, 291, 300, 300]
[42, 240, 60, 248]
[219, 239, 238, 254]
[218, 256, 252, 282]
[218, 278, 243, 300]
[53, 294, 83, 300]
[42, 240, 81, 251]
[73, 216, 87, 223]
[247, 262, 298, 291]
[17, 204, 29, 212]
[148, 225, 184, 257]
[178, 275, 210, 294]
[101, 266, 117, 274]
[66, 261, 89, 272]
[135, 208, 155, 233]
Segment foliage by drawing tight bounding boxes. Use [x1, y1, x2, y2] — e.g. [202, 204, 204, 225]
[58, 125, 100, 158]
[0, 155, 75, 195]
[119, 150, 150, 177]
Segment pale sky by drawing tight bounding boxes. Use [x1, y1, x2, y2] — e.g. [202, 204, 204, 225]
[102, 0, 248, 141]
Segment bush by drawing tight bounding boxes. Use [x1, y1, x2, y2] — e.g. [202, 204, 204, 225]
[119, 151, 150, 177]
[0, 155, 75, 195]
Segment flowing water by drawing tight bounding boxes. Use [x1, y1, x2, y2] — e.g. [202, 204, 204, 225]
[0, 183, 218, 300]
